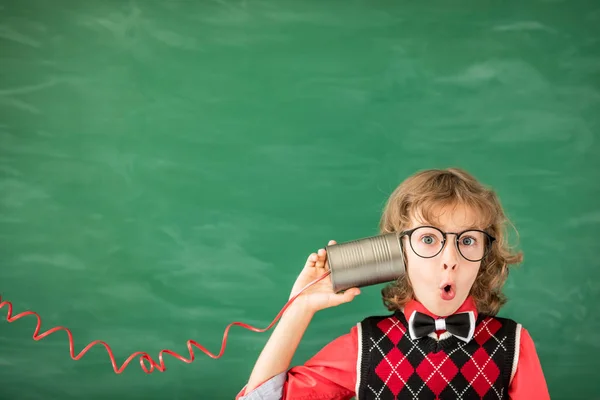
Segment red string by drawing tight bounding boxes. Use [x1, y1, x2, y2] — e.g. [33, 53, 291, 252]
[0, 270, 331, 374]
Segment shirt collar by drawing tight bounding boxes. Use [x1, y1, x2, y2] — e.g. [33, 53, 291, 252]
[403, 295, 478, 322]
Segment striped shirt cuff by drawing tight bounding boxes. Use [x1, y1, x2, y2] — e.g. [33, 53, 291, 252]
[239, 372, 286, 400]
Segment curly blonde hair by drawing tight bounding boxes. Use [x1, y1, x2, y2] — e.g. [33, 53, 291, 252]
[379, 168, 523, 316]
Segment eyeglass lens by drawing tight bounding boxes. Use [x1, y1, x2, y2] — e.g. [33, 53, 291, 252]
[409, 226, 489, 261]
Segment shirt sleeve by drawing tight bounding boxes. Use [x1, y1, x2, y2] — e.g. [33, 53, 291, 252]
[236, 325, 359, 400]
[508, 327, 550, 399]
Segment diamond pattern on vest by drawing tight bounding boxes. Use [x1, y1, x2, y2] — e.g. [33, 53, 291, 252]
[359, 313, 516, 400]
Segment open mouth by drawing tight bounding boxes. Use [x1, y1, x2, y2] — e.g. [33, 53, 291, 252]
[440, 284, 456, 301]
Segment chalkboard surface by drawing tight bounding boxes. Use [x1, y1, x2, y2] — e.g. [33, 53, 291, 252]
[1, 1, 599, 399]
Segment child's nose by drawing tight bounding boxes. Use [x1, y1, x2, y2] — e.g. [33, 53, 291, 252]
[440, 240, 460, 267]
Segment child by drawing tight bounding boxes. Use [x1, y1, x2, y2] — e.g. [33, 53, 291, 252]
[236, 168, 550, 400]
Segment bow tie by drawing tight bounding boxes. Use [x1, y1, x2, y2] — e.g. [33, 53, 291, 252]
[408, 311, 475, 342]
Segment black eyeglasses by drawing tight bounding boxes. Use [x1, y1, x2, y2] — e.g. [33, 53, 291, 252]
[399, 226, 496, 262]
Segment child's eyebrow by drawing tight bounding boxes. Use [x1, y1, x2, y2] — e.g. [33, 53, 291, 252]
[456, 226, 487, 232]
[456, 225, 484, 231]
[419, 223, 485, 232]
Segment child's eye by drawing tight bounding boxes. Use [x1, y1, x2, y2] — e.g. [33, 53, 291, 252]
[461, 237, 476, 246]
[421, 235, 436, 245]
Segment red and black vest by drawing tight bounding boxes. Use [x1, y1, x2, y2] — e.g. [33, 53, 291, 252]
[356, 311, 519, 400]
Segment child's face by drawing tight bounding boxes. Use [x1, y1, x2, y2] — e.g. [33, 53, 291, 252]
[404, 203, 483, 317]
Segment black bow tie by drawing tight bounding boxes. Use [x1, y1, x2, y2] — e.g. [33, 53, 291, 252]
[408, 311, 475, 342]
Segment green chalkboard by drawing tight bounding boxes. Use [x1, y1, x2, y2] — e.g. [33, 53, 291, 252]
[1, 0, 599, 399]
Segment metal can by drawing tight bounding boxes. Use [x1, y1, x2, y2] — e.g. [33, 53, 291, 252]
[325, 232, 406, 293]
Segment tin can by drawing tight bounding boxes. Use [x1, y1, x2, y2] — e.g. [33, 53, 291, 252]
[325, 232, 406, 293]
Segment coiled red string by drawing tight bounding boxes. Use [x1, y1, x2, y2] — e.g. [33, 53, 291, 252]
[0, 270, 330, 374]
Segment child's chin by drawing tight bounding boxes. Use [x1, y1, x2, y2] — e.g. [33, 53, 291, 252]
[429, 298, 461, 317]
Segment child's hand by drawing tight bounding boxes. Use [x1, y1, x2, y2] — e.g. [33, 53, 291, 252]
[288, 240, 361, 314]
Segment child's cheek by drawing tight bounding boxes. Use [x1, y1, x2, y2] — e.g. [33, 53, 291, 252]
[407, 258, 436, 290]
[458, 262, 480, 290]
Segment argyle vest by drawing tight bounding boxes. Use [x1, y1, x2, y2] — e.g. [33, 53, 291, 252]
[356, 311, 519, 400]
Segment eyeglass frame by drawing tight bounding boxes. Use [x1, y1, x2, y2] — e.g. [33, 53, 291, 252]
[399, 225, 496, 262]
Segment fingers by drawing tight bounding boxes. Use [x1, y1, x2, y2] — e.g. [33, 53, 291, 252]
[305, 240, 336, 269]
[315, 248, 327, 268]
[331, 287, 361, 306]
[305, 252, 318, 268]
